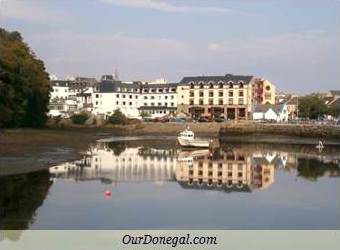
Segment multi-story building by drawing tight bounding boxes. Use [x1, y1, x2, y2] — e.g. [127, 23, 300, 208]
[49, 77, 97, 117]
[138, 83, 178, 117]
[177, 74, 254, 120]
[92, 79, 178, 118]
[252, 78, 276, 105]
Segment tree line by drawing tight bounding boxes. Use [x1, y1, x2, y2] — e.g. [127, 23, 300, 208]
[298, 94, 340, 120]
[0, 28, 50, 128]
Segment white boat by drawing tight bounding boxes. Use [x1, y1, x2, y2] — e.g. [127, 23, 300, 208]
[177, 127, 211, 148]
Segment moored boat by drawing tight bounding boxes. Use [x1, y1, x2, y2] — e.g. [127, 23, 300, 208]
[177, 127, 211, 148]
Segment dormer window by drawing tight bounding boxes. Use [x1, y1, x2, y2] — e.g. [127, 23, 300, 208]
[239, 82, 244, 88]
[218, 81, 224, 88]
[190, 82, 194, 89]
[228, 82, 234, 88]
[209, 81, 214, 88]
[199, 81, 204, 89]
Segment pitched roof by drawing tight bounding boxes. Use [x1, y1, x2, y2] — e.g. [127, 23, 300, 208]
[286, 96, 298, 105]
[180, 74, 254, 85]
[253, 104, 285, 114]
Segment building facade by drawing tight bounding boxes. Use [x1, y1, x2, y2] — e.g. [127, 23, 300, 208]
[252, 78, 276, 105]
[253, 104, 288, 122]
[92, 79, 178, 118]
[177, 74, 255, 120]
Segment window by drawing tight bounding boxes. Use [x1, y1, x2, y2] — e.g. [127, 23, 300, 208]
[116, 94, 120, 98]
[228, 98, 233, 105]
[129, 95, 132, 99]
[129, 102, 132, 106]
[190, 91, 194, 97]
[237, 163, 243, 171]
[209, 91, 213, 97]
[209, 83, 213, 88]
[135, 96, 138, 99]
[144, 96, 148, 100]
[122, 94, 126, 98]
[219, 99, 223, 105]
[219, 91, 223, 97]
[171, 95, 174, 99]
[144, 103, 147, 106]
[122, 101, 126, 105]
[116, 101, 119, 105]
[158, 102, 161, 106]
[238, 98, 244, 105]
[151, 102, 155, 106]
[239, 91, 244, 97]
[219, 82, 224, 88]
[158, 88, 163, 93]
[266, 85, 271, 91]
[199, 91, 204, 97]
[199, 100, 203, 105]
[229, 91, 233, 97]
[209, 99, 213, 105]
[239, 82, 244, 88]
[165, 96, 168, 99]
[229, 82, 233, 88]
[190, 100, 194, 105]
[171, 103, 174, 106]
[95, 94, 99, 98]
[199, 82, 204, 89]
[228, 172, 232, 177]
[190, 83, 194, 89]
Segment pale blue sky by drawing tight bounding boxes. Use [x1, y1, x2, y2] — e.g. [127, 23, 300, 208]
[0, 0, 339, 93]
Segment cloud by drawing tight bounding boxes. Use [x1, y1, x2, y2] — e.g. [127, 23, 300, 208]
[0, 0, 66, 22]
[208, 43, 223, 51]
[24, 29, 337, 93]
[101, 0, 232, 13]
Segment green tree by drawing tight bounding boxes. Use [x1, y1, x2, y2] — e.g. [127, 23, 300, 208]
[0, 28, 50, 128]
[140, 111, 150, 119]
[71, 112, 89, 125]
[108, 109, 127, 125]
[298, 95, 328, 119]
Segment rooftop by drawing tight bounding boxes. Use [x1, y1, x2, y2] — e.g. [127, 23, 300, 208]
[180, 74, 254, 85]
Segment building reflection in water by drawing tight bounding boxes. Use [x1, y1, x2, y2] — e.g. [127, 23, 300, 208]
[50, 143, 177, 184]
[49, 142, 340, 192]
[176, 148, 275, 192]
[50, 142, 335, 192]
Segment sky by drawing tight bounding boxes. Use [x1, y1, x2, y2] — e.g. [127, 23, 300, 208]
[0, 0, 339, 93]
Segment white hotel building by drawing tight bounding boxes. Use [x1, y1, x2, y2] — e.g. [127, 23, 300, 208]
[92, 80, 178, 118]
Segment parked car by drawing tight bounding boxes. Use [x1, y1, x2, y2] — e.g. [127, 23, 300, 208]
[198, 116, 213, 122]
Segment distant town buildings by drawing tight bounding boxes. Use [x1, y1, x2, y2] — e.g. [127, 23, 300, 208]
[50, 72, 340, 122]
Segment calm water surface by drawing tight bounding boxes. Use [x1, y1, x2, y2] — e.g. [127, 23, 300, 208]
[1, 137, 340, 230]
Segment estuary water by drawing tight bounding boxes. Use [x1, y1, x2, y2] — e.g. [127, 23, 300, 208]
[1, 137, 339, 230]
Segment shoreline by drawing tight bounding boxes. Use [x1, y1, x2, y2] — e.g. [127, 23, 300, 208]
[1, 128, 340, 176]
[41, 122, 340, 139]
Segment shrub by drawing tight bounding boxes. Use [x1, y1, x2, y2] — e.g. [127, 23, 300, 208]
[71, 113, 89, 125]
[108, 109, 127, 125]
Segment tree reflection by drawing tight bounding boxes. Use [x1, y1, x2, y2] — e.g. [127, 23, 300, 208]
[297, 158, 340, 181]
[0, 170, 52, 231]
[107, 142, 127, 156]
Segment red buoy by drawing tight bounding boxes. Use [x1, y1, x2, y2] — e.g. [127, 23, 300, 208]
[104, 190, 111, 196]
